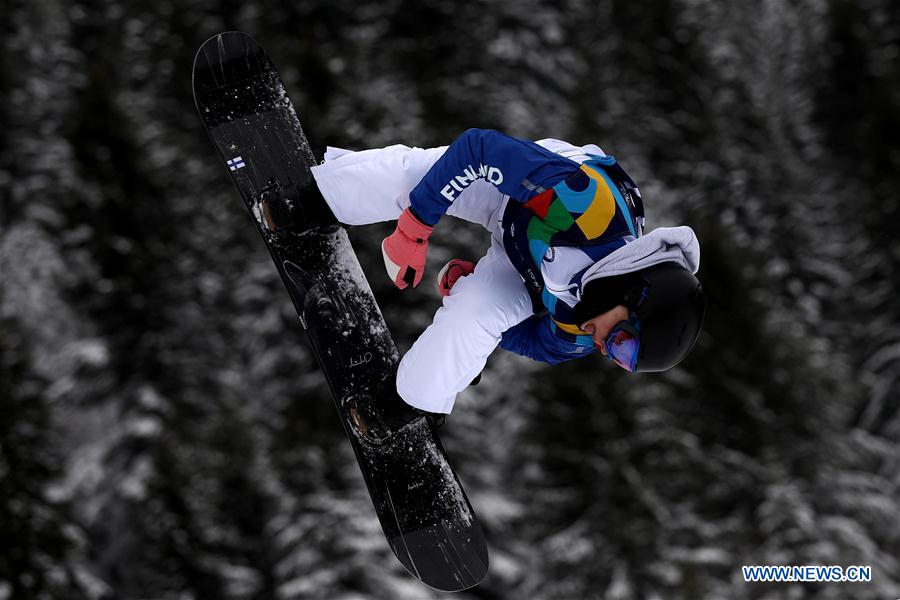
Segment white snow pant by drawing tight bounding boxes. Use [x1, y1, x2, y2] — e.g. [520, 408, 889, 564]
[310, 144, 534, 414]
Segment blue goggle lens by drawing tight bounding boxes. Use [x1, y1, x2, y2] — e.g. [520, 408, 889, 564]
[604, 319, 640, 372]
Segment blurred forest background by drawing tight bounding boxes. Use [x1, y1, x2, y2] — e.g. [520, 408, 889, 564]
[2, 0, 899, 598]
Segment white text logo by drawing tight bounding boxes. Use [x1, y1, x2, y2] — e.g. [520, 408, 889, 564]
[440, 164, 503, 202]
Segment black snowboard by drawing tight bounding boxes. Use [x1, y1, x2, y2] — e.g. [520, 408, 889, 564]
[192, 32, 488, 591]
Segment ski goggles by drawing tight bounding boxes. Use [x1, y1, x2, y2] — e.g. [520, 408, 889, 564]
[604, 315, 642, 372]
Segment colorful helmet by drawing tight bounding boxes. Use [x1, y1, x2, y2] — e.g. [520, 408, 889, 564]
[574, 262, 706, 372]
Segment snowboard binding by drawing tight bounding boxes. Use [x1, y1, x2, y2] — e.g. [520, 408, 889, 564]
[342, 376, 436, 445]
[256, 178, 336, 240]
[258, 179, 299, 232]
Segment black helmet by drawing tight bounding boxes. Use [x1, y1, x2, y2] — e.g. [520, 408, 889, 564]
[574, 262, 706, 372]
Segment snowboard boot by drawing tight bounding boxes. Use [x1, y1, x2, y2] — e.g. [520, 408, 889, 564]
[343, 388, 439, 444]
[257, 177, 336, 237]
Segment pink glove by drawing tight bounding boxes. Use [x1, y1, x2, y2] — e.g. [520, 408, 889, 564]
[381, 208, 434, 289]
[436, 259, 475, 297]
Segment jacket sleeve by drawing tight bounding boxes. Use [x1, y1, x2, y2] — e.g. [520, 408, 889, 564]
[499, 314, 597, 365]
[408, 128, 579, 225]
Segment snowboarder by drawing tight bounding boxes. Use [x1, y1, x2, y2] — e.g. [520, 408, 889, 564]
[310, 128, 706, 441]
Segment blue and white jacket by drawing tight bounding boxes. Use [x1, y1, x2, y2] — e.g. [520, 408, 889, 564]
[409, 128, 647, 365]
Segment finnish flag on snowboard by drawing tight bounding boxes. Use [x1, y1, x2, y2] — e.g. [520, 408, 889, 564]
[227, 156, 246, 171]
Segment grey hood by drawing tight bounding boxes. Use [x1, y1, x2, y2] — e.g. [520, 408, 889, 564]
[576, 226, 701, 302]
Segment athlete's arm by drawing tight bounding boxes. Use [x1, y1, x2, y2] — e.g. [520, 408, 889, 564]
[408, 128, 578, 226]
[499, 314, 596, 365]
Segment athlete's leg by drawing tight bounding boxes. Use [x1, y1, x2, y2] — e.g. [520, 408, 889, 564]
[396, 236, 532, 414]
[310, 144, 505, 231]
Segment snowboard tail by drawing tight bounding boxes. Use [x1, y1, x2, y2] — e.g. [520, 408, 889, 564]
[192, 31, 488, 591]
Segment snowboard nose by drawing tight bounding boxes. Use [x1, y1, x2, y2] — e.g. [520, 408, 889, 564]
[193, 31, 268, 94]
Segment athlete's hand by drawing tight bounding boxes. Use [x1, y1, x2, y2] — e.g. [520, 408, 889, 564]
[436, 259, 475, 297]
[381, 208, 434, 289]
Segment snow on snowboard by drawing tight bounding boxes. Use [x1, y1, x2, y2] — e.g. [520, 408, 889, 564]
[192, 32, 488, 591]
